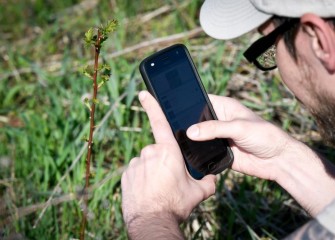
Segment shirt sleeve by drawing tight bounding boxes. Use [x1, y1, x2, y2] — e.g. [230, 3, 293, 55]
[317, 198, 335, 235]
[284, 199, 335, 240]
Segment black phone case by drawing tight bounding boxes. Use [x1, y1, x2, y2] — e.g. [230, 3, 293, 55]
[139, 44, 233, 179]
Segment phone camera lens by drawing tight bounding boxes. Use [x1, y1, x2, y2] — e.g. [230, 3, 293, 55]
[151, 63, 155, 67]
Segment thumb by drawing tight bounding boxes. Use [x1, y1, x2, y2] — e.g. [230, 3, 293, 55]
[196, 174, 217, 200]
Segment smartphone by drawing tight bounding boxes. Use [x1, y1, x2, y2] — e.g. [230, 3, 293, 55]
[139, 44, 233, 180]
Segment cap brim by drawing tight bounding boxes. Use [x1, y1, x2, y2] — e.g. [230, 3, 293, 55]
[200, 0, 272, 40]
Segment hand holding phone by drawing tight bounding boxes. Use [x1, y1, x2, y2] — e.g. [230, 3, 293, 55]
[139, 44, 233, 179]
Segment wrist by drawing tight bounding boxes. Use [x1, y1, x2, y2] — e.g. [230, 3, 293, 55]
[275, 139, 335, 216]
[126, 212, 184, 240]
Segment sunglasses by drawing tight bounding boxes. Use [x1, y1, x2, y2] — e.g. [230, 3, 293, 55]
[243, 19, 298, 71]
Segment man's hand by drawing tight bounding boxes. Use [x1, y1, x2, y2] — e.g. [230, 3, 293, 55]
[187, 94, 294, 181]
[187, 95, 335, 216]
[121, 91, 216, 239]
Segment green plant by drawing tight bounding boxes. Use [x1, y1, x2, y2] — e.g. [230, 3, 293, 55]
[80, 19, 118, 240]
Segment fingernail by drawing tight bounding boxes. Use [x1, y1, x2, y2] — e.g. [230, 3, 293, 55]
[188, 125, 199, 138]
[139, 91, 146, 102]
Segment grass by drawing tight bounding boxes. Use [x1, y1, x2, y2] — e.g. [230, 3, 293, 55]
[0, 0, 333, 239]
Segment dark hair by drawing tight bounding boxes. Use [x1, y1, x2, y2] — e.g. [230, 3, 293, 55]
[272, 16, 335, 60]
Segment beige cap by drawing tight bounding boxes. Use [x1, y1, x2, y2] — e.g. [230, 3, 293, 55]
[200, 0, 335, 40]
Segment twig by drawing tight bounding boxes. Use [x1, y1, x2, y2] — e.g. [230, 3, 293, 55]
[140, 5, 171, 23]
[2, 193, 78, 228]
[79, 29, 103, 240]
[121, 5, 172, 25]
[122, 1, 191, 25]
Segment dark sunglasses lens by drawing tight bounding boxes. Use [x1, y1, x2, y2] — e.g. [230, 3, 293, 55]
[256, 45, 276, 70]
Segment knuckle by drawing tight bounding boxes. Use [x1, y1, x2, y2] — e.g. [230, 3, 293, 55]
[140, 145, 157, 159]
[128, 157, 138, 167]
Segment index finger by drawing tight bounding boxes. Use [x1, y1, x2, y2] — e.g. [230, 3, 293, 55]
[139, 91, 176, 144]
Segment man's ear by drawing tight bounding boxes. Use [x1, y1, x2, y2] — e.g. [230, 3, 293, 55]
[301, 13, 335, 73]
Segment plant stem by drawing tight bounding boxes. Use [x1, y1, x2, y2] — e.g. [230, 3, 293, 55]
[80, 30, 102, 240]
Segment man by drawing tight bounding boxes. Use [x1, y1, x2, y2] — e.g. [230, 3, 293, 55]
[121, 0, 335, 239]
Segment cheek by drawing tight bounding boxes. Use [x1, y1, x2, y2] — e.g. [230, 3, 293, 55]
[276, 41, 300, 91]
[275, 40, 312, 105]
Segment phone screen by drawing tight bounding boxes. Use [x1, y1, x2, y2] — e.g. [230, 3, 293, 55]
[140, 44, 233, 179]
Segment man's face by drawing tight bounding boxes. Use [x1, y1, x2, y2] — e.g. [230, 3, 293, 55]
[260, 21, 335, 146]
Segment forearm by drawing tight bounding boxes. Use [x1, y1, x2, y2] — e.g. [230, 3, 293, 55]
[126, 212, 184, 240]
[275, 140, 335, 216]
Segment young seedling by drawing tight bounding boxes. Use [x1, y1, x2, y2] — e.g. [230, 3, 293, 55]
[80, 19, 118, 240]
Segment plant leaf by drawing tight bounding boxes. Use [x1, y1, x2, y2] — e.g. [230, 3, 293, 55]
[82, 65, 93, 79]
[92, 98, 100, 105]
[104, 19, 118, 34]
[84, 28, 94, 44]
